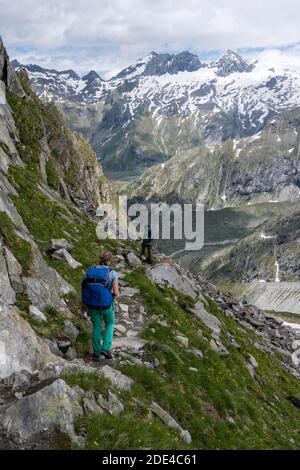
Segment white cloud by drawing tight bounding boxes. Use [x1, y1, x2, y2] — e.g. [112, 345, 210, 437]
[0, 0, 300, 76]
[247, 46, 300, 74]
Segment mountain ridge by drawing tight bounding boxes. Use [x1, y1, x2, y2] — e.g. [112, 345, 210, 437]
[11, 48, 300, 173]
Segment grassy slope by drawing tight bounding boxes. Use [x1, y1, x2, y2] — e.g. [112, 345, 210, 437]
[61, 270, 300, 450]
[120, 271, 299, 450]
[2, 80, 299, 450]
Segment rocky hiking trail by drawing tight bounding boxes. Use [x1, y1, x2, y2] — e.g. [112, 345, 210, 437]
[0, 38, 300, 450]
[1, 247, 300, 450]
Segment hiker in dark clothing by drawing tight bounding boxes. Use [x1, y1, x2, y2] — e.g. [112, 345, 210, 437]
[81, 251, 119, 361]
[140, 224, 153, 264]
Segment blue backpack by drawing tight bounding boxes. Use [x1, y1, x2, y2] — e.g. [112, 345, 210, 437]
[81, 266, 113, 310]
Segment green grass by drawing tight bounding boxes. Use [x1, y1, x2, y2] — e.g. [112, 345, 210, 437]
[113, 270, 300, 450]
[63, 371, 191, 450]
[77, 413, 190, 450]
[63, 371, 111, 395]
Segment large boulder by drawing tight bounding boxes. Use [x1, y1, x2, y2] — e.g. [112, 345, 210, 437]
[0, 306, 61, 380]
[22, 243, 74, 310]
[0, 379, 83, 446]
[45, 239, 74, 253]
[126, 252, 142, 269]
[51, 248, 82, 270]
[22, 278, 68, 311]
[147, 264, 197, 299]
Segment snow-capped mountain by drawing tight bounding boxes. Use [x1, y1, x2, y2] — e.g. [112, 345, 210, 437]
[115, 51, 205, 79]
[12, 50, 300, 171]
[209, 49, 255, 76]
[11, 60, 109, 103]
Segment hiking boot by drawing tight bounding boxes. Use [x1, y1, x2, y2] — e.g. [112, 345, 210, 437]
[101, 350, 113, 360]
[92, 353, 102, 362]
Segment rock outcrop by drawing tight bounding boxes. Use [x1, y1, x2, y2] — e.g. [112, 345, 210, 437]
[0, 306, 60, 380]
[0, 37, 25, 98]
[0, 379, 83, 447]
[147, 263, 197, 299]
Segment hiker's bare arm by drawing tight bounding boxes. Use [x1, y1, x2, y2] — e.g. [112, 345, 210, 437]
[80, 301, 87, 316]
[112, 279, 120, 297]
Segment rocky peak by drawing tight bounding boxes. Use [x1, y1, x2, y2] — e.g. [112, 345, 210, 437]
[115, 50, 204, 80]
[212, 49, 255, 76]
[143, 51, 204, 76]
[61, 69, 80, 80]
[82, 70, 102, 82]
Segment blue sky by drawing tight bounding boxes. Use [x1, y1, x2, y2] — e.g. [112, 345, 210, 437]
[1, 0, 299, 78]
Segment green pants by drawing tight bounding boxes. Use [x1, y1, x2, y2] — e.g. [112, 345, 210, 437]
[88, 305, 115, 356]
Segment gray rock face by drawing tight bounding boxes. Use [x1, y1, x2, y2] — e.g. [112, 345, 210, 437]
[43, 339, 63, 357]
[98, 365, 134, 391]
[2, 247, 23, 294]
[22, 243, 74, 310]
[0, 37, 25, 98]
[0, 379, 83, 445]
[0, 250, 16, 305]
[193, 301, 222, 336]
[0, 306, 60, 380]
[97, 391, 124, 416]
[64, 321, 80, 343]
[0, 192, 27, 231]
[22, 277, 67, 311]
[126, 252, 142, 269]
[150, 401, 192, 445]
[28, 305, 47, 324]
[51, 248, 82, 269]
[65, 347, 77, 360]
[83, 396, 103, 416]
[147, 264, 197, 299]
[8, 369, 33, 393]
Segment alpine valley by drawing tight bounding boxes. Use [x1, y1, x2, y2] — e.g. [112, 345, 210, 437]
[0, 33, 300, 451]
[12, 46, 300, 315]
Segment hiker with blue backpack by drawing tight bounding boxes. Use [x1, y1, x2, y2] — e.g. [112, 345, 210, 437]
[81, 251, 119, 361]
